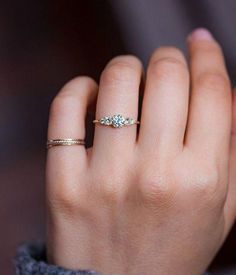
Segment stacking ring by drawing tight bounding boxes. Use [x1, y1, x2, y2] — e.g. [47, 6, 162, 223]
[46, 138, 85, 149]
[93, 114, 140, 128]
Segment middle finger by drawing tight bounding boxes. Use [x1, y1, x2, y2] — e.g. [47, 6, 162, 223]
[138, 47, 189, 157]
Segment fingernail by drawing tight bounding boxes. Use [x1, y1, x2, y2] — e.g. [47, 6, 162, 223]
[188, 28, 214, 42]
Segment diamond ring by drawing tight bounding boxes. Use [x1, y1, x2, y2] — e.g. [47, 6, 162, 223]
[93, 114, 140, 128]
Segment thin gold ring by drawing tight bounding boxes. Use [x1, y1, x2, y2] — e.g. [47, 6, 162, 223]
[46, 138, 85, 149]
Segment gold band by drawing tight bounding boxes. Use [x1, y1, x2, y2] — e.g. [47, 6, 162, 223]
[46, 138, 85, 149]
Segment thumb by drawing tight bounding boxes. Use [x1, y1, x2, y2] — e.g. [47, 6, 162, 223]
[224, 88, 236, 234]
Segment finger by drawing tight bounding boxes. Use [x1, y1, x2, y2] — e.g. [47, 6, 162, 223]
[185, 29, 231, 161]
[224, 89, 236, 235]
[138, 47, 189, 156]
[46, 76, 98, 192]
[92, 55, 142, 158]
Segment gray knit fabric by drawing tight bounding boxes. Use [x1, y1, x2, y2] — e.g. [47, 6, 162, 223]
[14, 241, 213, 275]
[14, 241, 100, 275]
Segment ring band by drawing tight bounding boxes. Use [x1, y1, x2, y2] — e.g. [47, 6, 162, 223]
[46, 138, 85, 149]
[93, 114, 140, 128]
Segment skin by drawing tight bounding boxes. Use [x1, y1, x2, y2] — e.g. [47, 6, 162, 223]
[46, 29, 236, 275]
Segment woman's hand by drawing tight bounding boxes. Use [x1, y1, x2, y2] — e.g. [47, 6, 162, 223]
[46, 29, 236, 275]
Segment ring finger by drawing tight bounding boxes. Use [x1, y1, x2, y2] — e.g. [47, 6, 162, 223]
[92, 55, 143, 159]
[46, 77, 98, 194]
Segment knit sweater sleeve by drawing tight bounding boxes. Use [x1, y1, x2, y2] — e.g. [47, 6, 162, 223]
[15, 241, 213, 275]
[14, 241, 100, 275]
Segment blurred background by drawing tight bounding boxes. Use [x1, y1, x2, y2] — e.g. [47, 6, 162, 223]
[1, 1, 236, 274]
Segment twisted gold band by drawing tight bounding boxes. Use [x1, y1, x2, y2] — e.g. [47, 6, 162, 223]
[46, 139, 85, 149]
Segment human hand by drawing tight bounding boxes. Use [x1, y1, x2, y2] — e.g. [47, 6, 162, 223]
[46, 29, 236, 275]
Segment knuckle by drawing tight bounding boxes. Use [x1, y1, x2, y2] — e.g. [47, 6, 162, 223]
[101, 58, 141, 84]
[191, 165, 221, 197]
[51, 93, 74, 109]
[100, 184, 123, 204]
[108, 55, 142, 68]
[50, 76, 96, 114]
[138, 173, 175, 205]
[95, 170, 126, 204]
[196, 72, 229, 93]
[152, 47, 185, 60]
[174, 155, 225, 205]
[149, 55, 187, 81]
[61, 76, 97, 93]
[48, 184, 79, 213]
[191, 40, 222, 55]
[50, 93, 78, 117]
[50, 76, 97, 111]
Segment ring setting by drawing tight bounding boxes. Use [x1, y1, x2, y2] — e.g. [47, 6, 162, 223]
[93, 114, 140, 128]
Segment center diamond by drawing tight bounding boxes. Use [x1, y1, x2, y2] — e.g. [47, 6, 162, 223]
[111, 114, 126, 128]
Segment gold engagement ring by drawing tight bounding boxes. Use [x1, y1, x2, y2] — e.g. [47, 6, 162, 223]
[93, 114, 140, 128]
